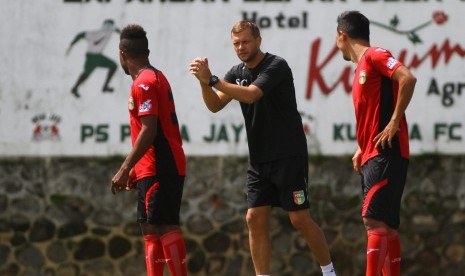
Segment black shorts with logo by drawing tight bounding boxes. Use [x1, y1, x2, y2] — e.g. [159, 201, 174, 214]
[136, 174, 185, 225]
[360, 154, 409, 229]
[246, 156, 310, 211]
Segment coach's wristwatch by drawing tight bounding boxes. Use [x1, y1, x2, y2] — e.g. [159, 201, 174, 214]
[208, 75, 219, 87]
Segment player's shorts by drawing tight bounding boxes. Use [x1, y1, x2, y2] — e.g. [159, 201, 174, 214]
[136, 174, 184, 225]
[360, 154, 409, 229]
[246, 156, 310, 211]
[83, 53, 117, 75]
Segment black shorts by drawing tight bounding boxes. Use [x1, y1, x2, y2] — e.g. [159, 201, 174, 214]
[136, 174, 185, 225]
[360, 154, 409, 229]
[246, 156, 310, 211]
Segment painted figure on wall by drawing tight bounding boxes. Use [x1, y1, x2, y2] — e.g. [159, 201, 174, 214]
[66, 19, 120, 98]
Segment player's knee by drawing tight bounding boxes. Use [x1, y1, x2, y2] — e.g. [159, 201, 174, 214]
[245, 211, 258, 226]
[139, 223, 158, 235]
[290, 217, 310, 232]
[288, 210, 314, 231]
[362, 217, 389, 231]
[245, 211, 267, 230]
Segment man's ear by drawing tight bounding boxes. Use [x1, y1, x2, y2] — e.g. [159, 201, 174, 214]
[120, 50, 129, 62]
[339, 31, 347, 41]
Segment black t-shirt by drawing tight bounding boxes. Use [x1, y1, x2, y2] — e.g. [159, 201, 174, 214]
[224, 53, 307, 163]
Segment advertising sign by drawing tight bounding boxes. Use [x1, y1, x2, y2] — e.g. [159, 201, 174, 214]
[0, 0, 463, 156]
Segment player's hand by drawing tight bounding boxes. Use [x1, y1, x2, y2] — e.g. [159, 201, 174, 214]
[111, 181, 126, 194]
[352, 147, 362, 174]
[111, 167, 130, 194]
[373, 120, 400, 150]
[189, 57, 211, 85]
[125, 168, 137, 191]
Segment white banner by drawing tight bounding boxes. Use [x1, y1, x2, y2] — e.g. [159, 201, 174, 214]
[0, 0, 464, 156]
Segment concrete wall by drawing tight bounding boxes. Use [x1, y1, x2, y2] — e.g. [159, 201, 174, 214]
[0, 155, 464, 276]
[2, 1, 465, 157]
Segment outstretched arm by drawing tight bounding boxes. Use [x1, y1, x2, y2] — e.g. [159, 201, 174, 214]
[66, 32, 85, 55]
[373, 65, 416, 149]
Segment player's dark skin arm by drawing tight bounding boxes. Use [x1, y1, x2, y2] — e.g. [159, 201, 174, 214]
[352, 146, 362, 174]
[111, 115, 157, 194]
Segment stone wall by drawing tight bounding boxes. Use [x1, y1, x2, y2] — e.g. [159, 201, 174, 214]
[0, 156, 464, 276]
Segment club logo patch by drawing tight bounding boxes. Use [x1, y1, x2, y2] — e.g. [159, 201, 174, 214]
[359, 70, 367, 84]
[128, 96, 134, 110]
[293, 190, 306, 205]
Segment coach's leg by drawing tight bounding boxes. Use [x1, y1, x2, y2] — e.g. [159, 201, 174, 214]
[289, 209, 333, 267]
[246, 206, 272, 275]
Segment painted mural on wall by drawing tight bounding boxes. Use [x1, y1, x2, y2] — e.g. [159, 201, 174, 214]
[0, 0, 463, 156]
[66, 19, 120, 98]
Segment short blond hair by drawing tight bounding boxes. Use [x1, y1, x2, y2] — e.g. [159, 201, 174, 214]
[231, 20, 260, 38]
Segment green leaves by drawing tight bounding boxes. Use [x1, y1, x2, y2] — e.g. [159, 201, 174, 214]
[372, 13, 442, 45]
[407, 32, 422, 44]
[389, 15, 399, 29]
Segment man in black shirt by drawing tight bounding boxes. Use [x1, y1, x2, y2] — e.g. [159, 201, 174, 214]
[189, 20, 336, 276]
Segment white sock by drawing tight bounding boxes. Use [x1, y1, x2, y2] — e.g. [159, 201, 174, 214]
[321, 262, 336, 275]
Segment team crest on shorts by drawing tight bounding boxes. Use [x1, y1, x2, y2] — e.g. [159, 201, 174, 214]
[293, 190, 306, 205]
[359, 70, 367, 84]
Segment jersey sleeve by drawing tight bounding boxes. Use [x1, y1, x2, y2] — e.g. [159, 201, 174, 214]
[252, 58, 288, 94]
[134, 77, 159, 117]
[370, 48, 403, 78]
[224, 66, 238, 84]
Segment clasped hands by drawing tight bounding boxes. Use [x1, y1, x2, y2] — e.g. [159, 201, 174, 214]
[189, 57, 212, 85]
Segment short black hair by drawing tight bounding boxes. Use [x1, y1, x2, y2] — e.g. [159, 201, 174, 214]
[337, 11, 370, 43]
[119, 24, 149, 58]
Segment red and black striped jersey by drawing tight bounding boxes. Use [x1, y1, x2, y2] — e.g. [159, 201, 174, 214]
[352, 47, 409, 165]
[128, 67, 186, 179]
